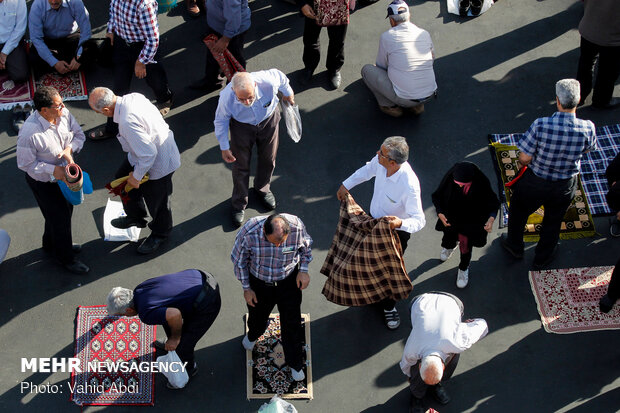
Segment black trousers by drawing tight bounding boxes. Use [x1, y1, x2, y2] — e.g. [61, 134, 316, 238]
[115, 159, 174, 237]
[302, 18, 347, 73]
[506, 168, 577, 263]
[204, 26, 247, 84]
[409, 354, 460, 399]
[381, 230, 410, 310]
[106, 35, 173, 133]
[0, 40, 29, 83]
[576, 36, 620, 107]
[25, 174, 75, 264]
[607, 257, 620, 302]
[441, 228, 475, 271]
[30, 33, 98, 75]
[247, 267, 304, 371]
[163, 272, 221, 368]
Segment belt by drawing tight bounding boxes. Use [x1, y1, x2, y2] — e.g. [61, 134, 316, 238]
[253, 265, 299, 287]
[410, 90, 438, 103]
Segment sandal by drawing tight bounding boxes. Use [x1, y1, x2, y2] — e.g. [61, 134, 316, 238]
[88, 126, 116, 141]
[384, 309, 401, 330]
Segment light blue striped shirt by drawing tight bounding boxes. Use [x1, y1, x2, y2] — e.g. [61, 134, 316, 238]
[0, 0, 27, 56]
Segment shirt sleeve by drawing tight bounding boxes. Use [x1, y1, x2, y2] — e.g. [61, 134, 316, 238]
[375, 35, 388, 69]
[106, 0, 116, 33]
[585, 122, 597, 153]
[342, 156, 379, 190]
[29, 1, 58, 67]
[518, 119, 539, 157]
[72, 0, 92, 56]
[231, 227, 252, 290]
[214, 92, 233, 150]
[2, 0, 27, 55]
[67, 111, 85, 153]
[295, 218, 313, 273]
[16, 135, 56, 179]
[139, 307, 167, 325]
[273, 69, 294, 97]
[452, 319, 489, 352]
[120, 117, 158, 181]
[400, 182, 426, 234]
[137, 0, 159, 64]
[222, 0, 242, 38]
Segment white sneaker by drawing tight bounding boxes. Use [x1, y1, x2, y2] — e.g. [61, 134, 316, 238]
[242, 334, 256, 351]
[291, 367, 305, 381]
[440, 246, 458, 262]
[456, 268, 469, 288]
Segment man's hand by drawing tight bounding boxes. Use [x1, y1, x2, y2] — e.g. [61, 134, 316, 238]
[165, 336, 181, 351]
[282, 94, 295, 106]
[438, 213, 450, 227]
[0, 53, 7, 70]
[67, 57, 81, 72]
[106, 32, 114, 45]
[221, 149, 236, 163]
[336, 184, 349, 201]
[244, 289, 258, 307]
[127, 171, 141, 189]
[212, 36, 231, 54]
[54, 60, 70, 74]
[53, 165, 66, 182]
[484, 217, 495, 233]
[58, 147, 74, 164]
[297, 272, 310, 290]
[301, 4, 317, 19]
[134, 60, 146, 79]
[386, 216, 402, 230]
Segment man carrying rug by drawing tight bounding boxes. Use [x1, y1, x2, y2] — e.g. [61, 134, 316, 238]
[336, 136, 425, 329]
[16, 86, 88, 274]
[106, 269, 221, 388]
[89, 87, 181, 255]
[501, 79, 596, 269]
[361, 0, 437, 118]
[232, 213, 312, 382]
[401, 292, 488, 413]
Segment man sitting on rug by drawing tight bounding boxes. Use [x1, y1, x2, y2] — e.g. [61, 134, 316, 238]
[336, 136, 425, 330]
[401, 292, 488, 413]
[361, 0, 437, 118]
[232, 213, 312, 382]
[501, 79, 597, 269]
[28, 0, 97, 75]
[106, 269, 221, 388]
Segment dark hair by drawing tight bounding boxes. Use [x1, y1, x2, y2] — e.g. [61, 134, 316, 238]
[264, 214, 290, 239]
[33, 86, 60, 111]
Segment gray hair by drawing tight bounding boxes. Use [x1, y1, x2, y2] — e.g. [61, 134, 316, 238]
[90, 87, 115, 111]
[420, 355, 444, 385]
[231, 72, 254, 92]
[555, 79, 580, 109]
[389, 12, 410, 23]
[383, 136, 409, 164]
[106, 287, 134, 315]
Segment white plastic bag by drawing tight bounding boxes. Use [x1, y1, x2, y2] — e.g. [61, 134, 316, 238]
[157, 351, 189, 389]
[258, 396, 298, 413]
[281, 100, 302, 143]
[103, 198, 141, 242]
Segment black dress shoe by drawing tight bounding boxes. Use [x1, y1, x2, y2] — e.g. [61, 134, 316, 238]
[459, 0, 470, 16]
[470, 0, 482, 15]
[258, 191, 277, 210]
[137, 235, 167, 254]
[500, 234, 523, 259]
[232, 209, 245, 228]
[64, 259, 89, 274]
[111, 217, 147, 229]
[298, 68, 314, 86]
[328, 71, 342, 89]
[188, 77, 223, 92]
[431, 382, 451, 405]
[599, 294, 616, 313]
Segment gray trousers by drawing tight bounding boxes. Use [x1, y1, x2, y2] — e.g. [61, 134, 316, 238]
[361, 64, 423, 109]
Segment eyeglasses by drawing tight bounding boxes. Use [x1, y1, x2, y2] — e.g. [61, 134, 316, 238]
[378, 151, 393, 162]
[49, 102, 64, 110]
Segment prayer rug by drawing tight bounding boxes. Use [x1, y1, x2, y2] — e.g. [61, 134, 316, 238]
[246, 313, 313, 400]
[489, 141, 596, 241]
[32, 70, 88, 102]
[529, 266, 620, 334]
[71, 305, 156, 406]
[0, 71, 32, 110]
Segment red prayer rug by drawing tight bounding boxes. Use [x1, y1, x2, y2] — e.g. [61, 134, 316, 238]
[246, 313, 313, 400]
[70, 305, 156, 406]
[0, 71, 32, 110]
[529, 266, 620, 334]
[32, 70, 88, 102]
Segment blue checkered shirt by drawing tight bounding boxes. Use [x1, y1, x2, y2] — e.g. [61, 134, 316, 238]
[518, 112, 596, 181]
[107, 0, 159, 64]
[231, 214, 313, 290]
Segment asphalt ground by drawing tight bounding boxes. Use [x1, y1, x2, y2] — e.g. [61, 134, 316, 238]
[0, 0, 619, 412]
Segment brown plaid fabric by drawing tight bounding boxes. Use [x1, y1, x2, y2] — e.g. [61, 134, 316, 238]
[320, 194, 412, 306]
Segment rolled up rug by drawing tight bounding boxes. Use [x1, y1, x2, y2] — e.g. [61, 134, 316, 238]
[65, 163, 83, 192]
[105, 174, 150, 202]
[59, 171, 93, 206]
[203, 34, 245, 82]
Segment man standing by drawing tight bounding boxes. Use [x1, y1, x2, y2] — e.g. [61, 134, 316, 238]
[232, 213, 312, 381]
[28, 0, 97, 75]
[501, 79, 596, 268]
[106, 269, 221, 388]
[361, 0, 437, 118]
[337, 136, 425, 329]
[89, 87, 181, 254]
[96, 0, 174, 139]
[575, 0, 620, 109]
[191, 0, 251, 91]
[16, 86, 88, 274]
[214, 70, 294, 227]
[400, 292, 488, 413]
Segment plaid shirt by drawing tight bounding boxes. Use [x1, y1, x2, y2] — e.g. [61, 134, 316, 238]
[107, 0, 159, 64]
[519, 112, 596, 181]
[231, 214, 313, 290]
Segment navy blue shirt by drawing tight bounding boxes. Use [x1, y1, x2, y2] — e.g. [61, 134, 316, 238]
[133, 269, 203, 325]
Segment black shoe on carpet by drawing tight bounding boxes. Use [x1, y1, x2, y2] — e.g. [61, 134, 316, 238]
[137, 235, 167, 255]
[532, 247, 557, 270]
[500, 234, 523, 259]
[599, 294, 616, 313]
[431, 382, 451, 405]
[328, 71, 341, 89]
[111, 217, 147, 229]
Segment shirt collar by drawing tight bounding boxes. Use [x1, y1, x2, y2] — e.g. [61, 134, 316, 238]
[46, 0, 69, 12]
[552, 111, 576, 120]
[35, 110, 54, 130]
[113, 95, 124, 123]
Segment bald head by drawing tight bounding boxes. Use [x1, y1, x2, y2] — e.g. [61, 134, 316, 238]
[231, 72, 254, 93]
[420, 356, 444, 385]
[89, 87, 116, 116]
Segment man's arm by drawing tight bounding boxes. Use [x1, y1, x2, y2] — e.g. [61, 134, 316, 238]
[375, 35, 387, 70]
[71, 0, 92, 59]
[1, 0, 27, 57]
[340, 156, 380, 195]
[517, 118, 539, 167]
[137, 0, 160, 65]
[16, 133, 63, 181]
[28, 2, 59, 68]
[398, 183, 426, 234]
[121, 118, 157, 181]
[295, 217, 313, 289]
[164, 307, 183, 351]
[231, 229, 257, 306]
[67, 111, 86, 154]
[214, 91, 234, 159]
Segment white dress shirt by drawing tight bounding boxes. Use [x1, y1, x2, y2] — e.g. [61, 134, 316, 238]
[376, 22, 437, 100]
[0, 0, 27, 55]
[16, 109, 85, 182]
[113, 93, 181, 181]
[400, 293, 488, 377]
[342, 155, 426, 234]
